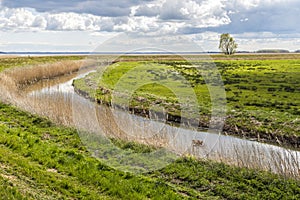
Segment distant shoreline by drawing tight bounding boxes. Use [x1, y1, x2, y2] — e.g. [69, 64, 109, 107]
[1, 51, 221, 56]
[1, 51, 300, 57]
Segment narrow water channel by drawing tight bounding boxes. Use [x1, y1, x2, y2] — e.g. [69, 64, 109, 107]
[6, 67, 300, 176]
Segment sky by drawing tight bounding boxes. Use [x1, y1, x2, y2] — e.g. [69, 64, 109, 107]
[0, 0, 300, 52]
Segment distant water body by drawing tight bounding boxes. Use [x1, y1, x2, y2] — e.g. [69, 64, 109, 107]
[1, 52, 222, 57]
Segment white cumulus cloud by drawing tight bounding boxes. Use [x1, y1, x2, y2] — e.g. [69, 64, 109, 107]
[0, 6, 120, 32]
[0, 0, 299, 51]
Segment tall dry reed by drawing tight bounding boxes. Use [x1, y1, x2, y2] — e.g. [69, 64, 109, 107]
[2, 60, 84, 89]
[202, 141, 300, 179]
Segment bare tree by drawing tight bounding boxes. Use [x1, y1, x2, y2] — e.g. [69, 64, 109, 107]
[219, 33, 238, 55]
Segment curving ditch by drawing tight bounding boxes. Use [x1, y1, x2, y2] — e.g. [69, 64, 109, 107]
[2, 66, 300, 177]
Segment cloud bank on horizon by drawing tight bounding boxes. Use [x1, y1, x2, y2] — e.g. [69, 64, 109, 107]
[0, 0, 299, 51]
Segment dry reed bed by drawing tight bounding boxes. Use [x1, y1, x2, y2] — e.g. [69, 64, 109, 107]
[2, 60, 84, 88]
[94, 105, 169, 147]
[0, 60, 83, 107]
[190, 141, 300, 179]
[241, 146, 299, 178]
[0, 59, 87, 124]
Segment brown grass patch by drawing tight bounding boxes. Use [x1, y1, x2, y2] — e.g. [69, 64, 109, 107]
[2, 60, 84, 89]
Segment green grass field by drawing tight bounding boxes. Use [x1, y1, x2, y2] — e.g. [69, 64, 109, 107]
[0, 55, 300, 199]
[74, 57, 300, 148]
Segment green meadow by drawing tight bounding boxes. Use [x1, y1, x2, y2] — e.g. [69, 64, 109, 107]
[0, 55, 299, 199]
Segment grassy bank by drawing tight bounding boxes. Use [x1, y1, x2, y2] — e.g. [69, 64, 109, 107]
[73, 56, 300, 149]
[0, 102, 299, 199]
